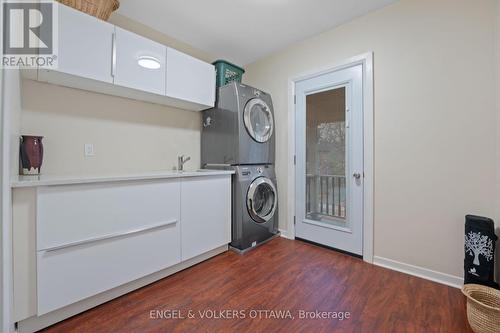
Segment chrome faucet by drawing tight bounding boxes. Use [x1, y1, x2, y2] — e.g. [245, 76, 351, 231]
[177, 155, 191, 171]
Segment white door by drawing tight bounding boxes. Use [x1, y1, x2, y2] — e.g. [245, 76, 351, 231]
[114, 27, 166, 95]
[166, 47, 215, 107]
[295, 65, 363, 255]
[56, 3, 114, 83]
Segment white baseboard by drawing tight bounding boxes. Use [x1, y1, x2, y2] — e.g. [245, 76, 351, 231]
[275, 232, 462, 288]
[278, 229, 294, 240]
[373, 256, 463, 289]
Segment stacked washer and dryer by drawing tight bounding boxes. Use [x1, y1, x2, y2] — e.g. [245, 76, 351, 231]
[202, 82, 279, 252]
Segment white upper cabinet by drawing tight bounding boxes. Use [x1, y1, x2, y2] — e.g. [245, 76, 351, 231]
[29, 4, 215, 111]
[114, 27, 166, 95]
[55, 3, 114, 83]
[166, 47, 216, 107]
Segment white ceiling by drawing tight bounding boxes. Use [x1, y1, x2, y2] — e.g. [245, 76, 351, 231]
[117, 0, 399, 66]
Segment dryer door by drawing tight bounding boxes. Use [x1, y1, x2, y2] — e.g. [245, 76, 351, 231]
[247, 177, 277, 223]
[243, 98, 274, 143]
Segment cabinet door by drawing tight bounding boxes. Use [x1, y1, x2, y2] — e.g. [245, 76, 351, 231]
[166, 48, 215, 108]
[114, 27, 166, 95]
[181, 176, 231, 261]
[56, 3, 114, 83]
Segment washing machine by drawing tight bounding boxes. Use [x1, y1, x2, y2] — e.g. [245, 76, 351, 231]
[201, 82, 275, 166]
[230, 165, 279, 251]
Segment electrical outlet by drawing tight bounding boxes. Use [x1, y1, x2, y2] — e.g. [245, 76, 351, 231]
[84, 144, 94, 157]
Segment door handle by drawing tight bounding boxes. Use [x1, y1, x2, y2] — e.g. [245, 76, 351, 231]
[40, 219, 178, 253]
[111, 32, 117, 78]
[353, 172, 361, 179]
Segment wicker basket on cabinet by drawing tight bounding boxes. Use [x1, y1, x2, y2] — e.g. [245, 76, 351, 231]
[461, 284, 500, 333]
[57, 0, 120, 21]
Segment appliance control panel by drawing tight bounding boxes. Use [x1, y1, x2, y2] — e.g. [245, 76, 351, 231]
[238, 165, 270, 177]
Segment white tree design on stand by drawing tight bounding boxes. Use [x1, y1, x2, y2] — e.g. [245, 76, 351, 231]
[465, 231, 493, 266]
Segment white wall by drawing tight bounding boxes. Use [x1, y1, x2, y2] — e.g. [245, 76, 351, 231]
[1, 0, 19, 328]
[19, 12, 215, 176]
[1, 69, 22, 333]
[244, 0, 497, 279]
[1, 69, 3, 333]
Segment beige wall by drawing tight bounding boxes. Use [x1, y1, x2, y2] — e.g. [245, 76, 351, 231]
[495, 1, 500, 221]
[495, 0, 500, 281]
[244, 0, 497, 278]
[21, 80, 203, 174]
[20, 13, 216, 176]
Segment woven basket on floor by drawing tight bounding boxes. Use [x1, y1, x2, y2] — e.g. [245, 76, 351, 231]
[57, 0, 120, 21]
[461, 284, 500, 333]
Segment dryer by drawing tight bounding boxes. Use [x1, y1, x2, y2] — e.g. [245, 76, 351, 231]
[230, 165, 279, 251]
[201, 82, 275, 166]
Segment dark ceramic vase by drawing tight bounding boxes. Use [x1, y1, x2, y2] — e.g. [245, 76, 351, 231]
[20, 135, 44, 175]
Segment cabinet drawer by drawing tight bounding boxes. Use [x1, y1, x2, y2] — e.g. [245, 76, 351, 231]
[37, 180, 180, 251]
[37, 221, 180, 315]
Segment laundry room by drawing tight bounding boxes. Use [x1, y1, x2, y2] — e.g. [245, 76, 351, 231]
[1, 0, 500, 332]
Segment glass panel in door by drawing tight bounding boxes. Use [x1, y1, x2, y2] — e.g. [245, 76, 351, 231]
[295, 64, 363, 255]
[305, 87, 347, 228]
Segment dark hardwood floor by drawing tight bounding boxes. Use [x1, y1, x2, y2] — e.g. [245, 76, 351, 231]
[40, 238, 472, 333]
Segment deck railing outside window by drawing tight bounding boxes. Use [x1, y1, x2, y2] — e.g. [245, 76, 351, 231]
[306, 174, 346, 220]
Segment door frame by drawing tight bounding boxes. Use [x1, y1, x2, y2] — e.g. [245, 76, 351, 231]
[287, 52, 374, 263]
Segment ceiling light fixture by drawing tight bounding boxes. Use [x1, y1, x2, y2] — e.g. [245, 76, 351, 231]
[137, 56, 161, 69]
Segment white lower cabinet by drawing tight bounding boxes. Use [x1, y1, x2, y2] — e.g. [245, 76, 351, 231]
[30, 175, 231, 317]
[181, 176, 231, 261]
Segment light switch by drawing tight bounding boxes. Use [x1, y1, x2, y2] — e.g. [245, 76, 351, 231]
[84, 144, 94, 157]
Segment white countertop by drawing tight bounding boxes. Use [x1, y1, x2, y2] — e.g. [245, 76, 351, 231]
[11, 169, 234, 188]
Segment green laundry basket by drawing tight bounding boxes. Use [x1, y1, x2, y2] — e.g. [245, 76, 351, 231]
[213, 60, 245, 87]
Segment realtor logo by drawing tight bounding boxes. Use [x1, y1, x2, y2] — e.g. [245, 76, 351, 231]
[2, 0, 58, 68]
